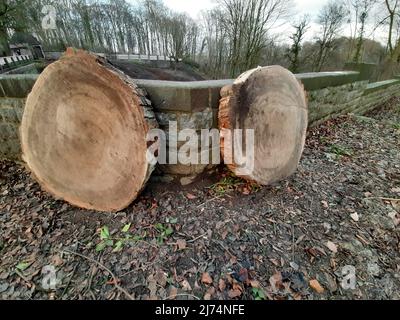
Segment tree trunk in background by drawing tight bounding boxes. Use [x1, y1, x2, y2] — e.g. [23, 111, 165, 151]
[0, 27, 10, 56]
[20, 49, 158, 212]
[219, 66, 308, 185]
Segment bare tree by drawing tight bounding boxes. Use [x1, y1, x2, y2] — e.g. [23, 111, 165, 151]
[383, 0, 399, 54]
[314, 0, 349, 71]
[211, 0, 293, 77]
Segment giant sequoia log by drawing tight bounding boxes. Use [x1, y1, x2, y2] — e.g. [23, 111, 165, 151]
[20, 49, 158, 212]
[219, 66, 308, 185]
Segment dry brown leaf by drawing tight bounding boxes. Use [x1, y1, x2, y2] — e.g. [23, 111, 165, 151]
[219, 279, 226, 291]
[181, 280, 192, 291]
[269, 272, 283, 292]
[51, 255, 63, 267]
[309, 279, 325, 294]
[176, 239, 187, 250]
[232, 283, 243, 292]
[201, 272, 213, 285]
[228, 289, 242, 299]
[269, 258, 280, 266]
[326, 241, 338, 254]
[154, 271, 168, 287]
[186, 193, 197, 200]
[168, 286, 178, 299]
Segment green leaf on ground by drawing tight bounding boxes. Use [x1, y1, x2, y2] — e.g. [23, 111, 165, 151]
[122, 223, 131, 233]
[16, 261, 31, 271]
[100, 226, 110, 240]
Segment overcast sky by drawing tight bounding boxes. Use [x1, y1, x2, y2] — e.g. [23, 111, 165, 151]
[154, 0, 387, 45]
[162, 0, 327, 19]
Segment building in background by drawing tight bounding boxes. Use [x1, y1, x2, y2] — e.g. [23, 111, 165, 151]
[4, 33, 44, 59]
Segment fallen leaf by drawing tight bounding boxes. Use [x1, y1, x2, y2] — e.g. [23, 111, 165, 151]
[51, 255, 63, 267]
[326, 241, 338, 254]
[309, 279, 325, 294]
[219, 279, 226, 291]
[249, 280, 260, 288]
[181, 280, 192, 291]
[228, 289, 242, 299]
[269, 258, 280, 266]
[154, 271, 168, 287]
[204, 293, 212, 300]
[232, 283, 243, 292]
[201, 272, 213, 285]
[16, 261, 32, 272]
[176, 239, 187, 250]
[388, 211, 400, 226]
[205, 287, 215, 300]
[186, 193, 197, 200]
[350, 212, 359, 222]
[168, 286, 178, 300]
[147, 275, 158, 300]
[269, 272, 283, 292]
[321, 200, 329, 209]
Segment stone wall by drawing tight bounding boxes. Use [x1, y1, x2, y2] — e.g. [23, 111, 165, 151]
[0, 98, 25, 160]
[1, 68, 400, 178]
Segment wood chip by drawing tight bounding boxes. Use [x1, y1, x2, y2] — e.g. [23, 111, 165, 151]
[309, 279, 325, 294]
[350, 212, 360, 222]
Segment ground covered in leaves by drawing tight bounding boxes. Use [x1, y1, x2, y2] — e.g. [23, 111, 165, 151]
[1, 100, 399, 300]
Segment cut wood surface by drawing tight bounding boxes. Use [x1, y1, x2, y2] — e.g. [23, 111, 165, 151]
[20, 48, 158, 212]
[219, 66, 308, 185]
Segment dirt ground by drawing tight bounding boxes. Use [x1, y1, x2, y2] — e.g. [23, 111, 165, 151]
[0, 99, 399, 301]
[110, 60, 206, 81]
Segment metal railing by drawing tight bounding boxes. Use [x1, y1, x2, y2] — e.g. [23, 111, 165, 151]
[0, 55, 33, 73]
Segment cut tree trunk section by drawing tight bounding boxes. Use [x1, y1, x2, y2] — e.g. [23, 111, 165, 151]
[20, 48, 158, 212]
[219, 66, 308, 185]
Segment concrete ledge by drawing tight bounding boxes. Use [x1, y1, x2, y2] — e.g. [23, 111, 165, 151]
[296, 71, 360, 90]
[364, 79, 400, 95]
[0, 71, 361, 105]
[344, 63, 377, 81]
[135, 79, 233, 112]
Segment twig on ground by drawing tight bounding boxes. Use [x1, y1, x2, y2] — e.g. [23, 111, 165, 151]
[197, 196, 222, 208]
[61, 262, 79, 298]
[63, 250, 135, 300]
[365, 197, 400, 202]
[15, 269, 31, 285]
[187, 233, 208, 243]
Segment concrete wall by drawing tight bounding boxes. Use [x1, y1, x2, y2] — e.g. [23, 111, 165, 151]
[1, 68, 399, 177]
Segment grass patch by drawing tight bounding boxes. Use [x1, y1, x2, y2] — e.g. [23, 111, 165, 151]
[209, 171, 261, 196]
[329, 143, 354, 157]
